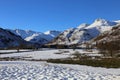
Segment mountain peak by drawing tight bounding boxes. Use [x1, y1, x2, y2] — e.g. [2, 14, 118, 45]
[94, 18, 108, 22]
[89, 18, 117, 27]
[94, 18, 113, 25]
[77, 23, 89, 29]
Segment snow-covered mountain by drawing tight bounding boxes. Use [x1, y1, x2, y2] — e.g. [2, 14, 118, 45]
[10, 29, 61, 44]
[2, 18, 119, 46]
[90, 24, 120, 45]
[86, 24, 120, 54]
[10, 29, 39, 39]
[0, 28, 26, 48]
[25, 33, 53, 44]
[49, 18, 118, 45]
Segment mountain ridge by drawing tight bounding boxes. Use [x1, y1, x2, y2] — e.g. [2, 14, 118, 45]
[9, 29, 61, 44]
[49, 18, 119, 45]
[1, 18, 120, 47]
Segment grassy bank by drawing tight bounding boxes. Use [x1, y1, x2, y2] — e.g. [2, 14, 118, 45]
[47, 58, 120, 68]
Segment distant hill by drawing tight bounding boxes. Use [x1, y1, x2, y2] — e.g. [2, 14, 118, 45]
[10, 29, 61, 45]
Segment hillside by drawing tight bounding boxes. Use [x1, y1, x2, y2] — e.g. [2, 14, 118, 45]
[91, 24, 120, 50]
[91, 24, 120, 43]
[0, 28, 26, 49]
[86, 24, 120, 57]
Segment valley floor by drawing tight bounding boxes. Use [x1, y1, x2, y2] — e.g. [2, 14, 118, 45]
[0, 61, 120, 80]
[0, 49, 100, 60]
[0, 49, 120, 80]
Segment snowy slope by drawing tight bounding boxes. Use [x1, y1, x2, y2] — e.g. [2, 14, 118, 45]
[86, 18, 117, 33]
[50, 18, 118, 45]
[44, 30, 61, 37]
[77, 23, 89, 29]
[0, 28, 26, 48]
[10, 29, 38, 39]
[114, 20, 120, 24]
[25, 33, 53, 44]
[90, 24, 120, 46]
[10, 29, 61, 44]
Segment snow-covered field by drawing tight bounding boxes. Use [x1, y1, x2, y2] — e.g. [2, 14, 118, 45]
[0, 49, 101, 60]
[0, 49, 120, 80]
[0, 61, 120, 80]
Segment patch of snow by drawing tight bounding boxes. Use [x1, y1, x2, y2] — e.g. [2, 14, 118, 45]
[114, 20, 120, 24]
[0, 49, 31, 53]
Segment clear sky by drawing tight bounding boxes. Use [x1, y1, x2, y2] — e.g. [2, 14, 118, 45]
[0, 0, 120, 32]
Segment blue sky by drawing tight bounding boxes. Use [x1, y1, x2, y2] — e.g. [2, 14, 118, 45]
[0, 0, 120, 32]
